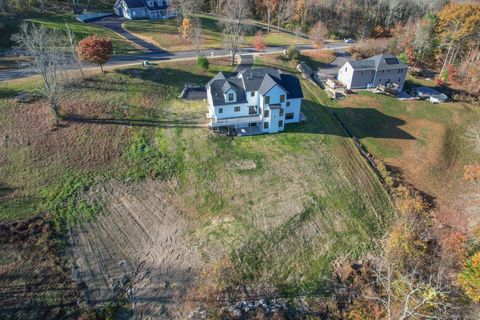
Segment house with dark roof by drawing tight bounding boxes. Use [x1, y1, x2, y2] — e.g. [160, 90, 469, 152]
[206, 67, 303, 135]
[337, 53, 408, 91]
[113, 0, 176, 20]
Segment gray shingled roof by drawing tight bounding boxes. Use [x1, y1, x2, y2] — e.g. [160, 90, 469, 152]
[206, 67, 303, 106]
[349, 53, 407, 71]
[258, 73, 286, 96]
[122, 0, 169, 9]
[123, 0, 145, 8]
[208, 78, 247, 106]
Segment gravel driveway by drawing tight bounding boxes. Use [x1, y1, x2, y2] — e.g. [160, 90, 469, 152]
[317, 50, 352, 80]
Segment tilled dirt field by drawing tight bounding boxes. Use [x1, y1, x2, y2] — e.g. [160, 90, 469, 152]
[70, 179, 200, 319]
[0, 215, 81, 320]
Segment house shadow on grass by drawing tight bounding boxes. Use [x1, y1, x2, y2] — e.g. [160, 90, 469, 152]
[64, 115, 206, 128]
[115, 67, 225, 92]
[286, 99, 415, 140]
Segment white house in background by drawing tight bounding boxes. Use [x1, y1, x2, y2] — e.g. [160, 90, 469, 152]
[206, 67, 304, 135]
[338, 53, 408, 91]
[113, 0, 176, 20]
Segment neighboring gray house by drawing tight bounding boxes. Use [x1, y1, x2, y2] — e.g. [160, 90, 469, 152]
[337, 53, 408, 91]
[206, 67, 303, 135]
[113, 0, 176, 20]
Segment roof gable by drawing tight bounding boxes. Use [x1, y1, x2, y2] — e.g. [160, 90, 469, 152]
[206, 67, 303, 106]
[349, 53, 407, 71]
[258, 73, 286, 96]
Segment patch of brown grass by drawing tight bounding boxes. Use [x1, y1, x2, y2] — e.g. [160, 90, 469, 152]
[301, 49, 337, 64]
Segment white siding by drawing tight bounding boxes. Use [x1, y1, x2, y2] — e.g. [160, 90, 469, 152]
[338, 62, 354, 89]
[260, 85, 287, 133]
[284, 98, 301, 123]
[213, 103, 249, 119]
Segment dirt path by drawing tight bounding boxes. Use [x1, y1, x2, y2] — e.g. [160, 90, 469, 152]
[69, 179, 200, 319]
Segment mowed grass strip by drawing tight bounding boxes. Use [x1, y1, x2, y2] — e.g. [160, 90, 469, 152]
[124, 14, 310, 52]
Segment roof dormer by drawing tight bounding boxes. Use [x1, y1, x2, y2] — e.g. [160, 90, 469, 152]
[223, 81, 237, 103]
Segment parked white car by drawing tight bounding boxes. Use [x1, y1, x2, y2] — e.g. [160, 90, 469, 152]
[344, 38, 355, 43]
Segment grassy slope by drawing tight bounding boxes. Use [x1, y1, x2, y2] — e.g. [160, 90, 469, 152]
[0, 56, 393, 295]
[331, 80, 480, 231]
[1, 13, 140, 54]
[124, 14, 310, 52]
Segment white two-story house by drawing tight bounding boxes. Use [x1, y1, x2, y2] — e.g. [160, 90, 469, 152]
[114, 0, 176, 20]
[206, 67, 303, 135]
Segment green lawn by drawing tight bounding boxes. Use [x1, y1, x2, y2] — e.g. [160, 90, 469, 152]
[0, 13, 141, 54]
[325, 80, 480, 231]
[124, 14, 310, 52]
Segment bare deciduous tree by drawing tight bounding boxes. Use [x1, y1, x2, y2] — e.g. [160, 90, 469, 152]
[366, 253, 453, 320]
[276, 0, 291, 32]
[172, 0, 201, 17]
[261, 0, 277, 32]
[12, 23, 68, 126]
[221, 0, 249, 65]
[65, 23, 85, 79]
[190, 17, 203, 57]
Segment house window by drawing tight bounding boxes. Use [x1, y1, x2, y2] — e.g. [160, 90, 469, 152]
[361, 71, 364, 75]
[234, 106, 240, 112]
[228, 93, 234, 101]
[219, 107, 223, 113]
[286, 113, 294, 120]
[248, 106, 256, 114]
[398, 78, 401, 82]
[286, 101, 291, 107]
[251, 92, 255, 97]
[398, 69, 402, 73]
[251, 122, 257, 127]
[379, 79, 382, 82]
[280, 95, 285, 103]
[278, 120, 283, 127]
[279, 108, 284, 116]
[264, 122, 269, 129]
[345, 67, 347, 71]
[265, 96, 270, 104]
[264, 110, 269, 117]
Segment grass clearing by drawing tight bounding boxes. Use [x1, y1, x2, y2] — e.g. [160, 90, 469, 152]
[334, 88, 480, 231]
[124, 14, 310, 52]
[1, 13, 140, 54]
[1, 56, 394, 316]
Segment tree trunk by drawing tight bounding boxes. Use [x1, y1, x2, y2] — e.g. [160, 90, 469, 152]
[231, 51, 236, 65]
[79, 64, 85, 79]
[267, 9, 271, 32]
[50, 102, 60, 127]
[100, 64, 104, 73]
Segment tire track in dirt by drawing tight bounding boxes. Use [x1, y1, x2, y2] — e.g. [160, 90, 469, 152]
[69, 179, 200, 319]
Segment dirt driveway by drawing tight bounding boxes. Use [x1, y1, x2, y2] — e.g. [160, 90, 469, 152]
[69, 179, 200, 319]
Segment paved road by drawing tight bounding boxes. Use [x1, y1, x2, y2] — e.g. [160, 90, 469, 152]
[89, 16, 163, 52]
[0, 42, 351, 82]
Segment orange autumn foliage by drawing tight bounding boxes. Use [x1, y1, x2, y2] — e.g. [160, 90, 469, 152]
[465, 164, 480, 181]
